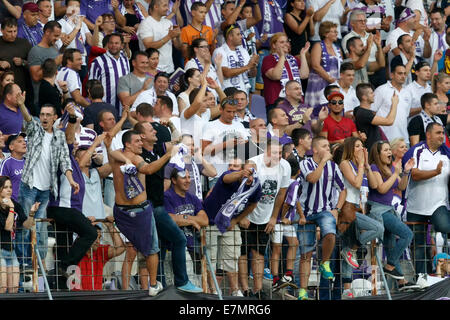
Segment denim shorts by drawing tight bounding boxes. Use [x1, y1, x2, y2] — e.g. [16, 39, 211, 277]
[0, 249, 20, 267]
[297, 210, 336, 255]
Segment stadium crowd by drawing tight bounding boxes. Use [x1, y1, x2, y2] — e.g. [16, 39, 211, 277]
[0, 0, 448, 299]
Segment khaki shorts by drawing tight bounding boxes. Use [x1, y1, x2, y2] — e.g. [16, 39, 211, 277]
[205, 225, 242, 273]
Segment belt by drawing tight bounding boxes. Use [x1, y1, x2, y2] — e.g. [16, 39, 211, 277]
[116, 200, 149, 211]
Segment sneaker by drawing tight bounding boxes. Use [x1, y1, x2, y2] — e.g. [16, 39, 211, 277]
[297, 288, 309, 300]
[341, 289, 354, 299]
[398, 282, 421, 292]
[242, 289, 254, 297]
[232, 290, 244, 297]
[319, 261, 334, 280]
[263, 268, 273, 280]
[249, 272, 253, 280]
[341, 248, 359, 269]
[383, 267, 404, 280]
[177, 281, 203, 293]
[254, 290, 269, 300]
[272, 274, 294, 292]
[148, 281, 163, 296]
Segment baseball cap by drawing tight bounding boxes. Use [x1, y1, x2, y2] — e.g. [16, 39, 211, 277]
[415, 61, 430, 72]
[23, 2, 40, 12]
[5, 132, 26, 152]
[327, 91, 344, 101]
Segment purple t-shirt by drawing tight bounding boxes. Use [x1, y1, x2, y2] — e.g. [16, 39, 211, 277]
[164, 161, 204, 199]
[164, 187, 204, 248]
[48, 144, 85, 212]
[267, 130, 292, 145]
[0, 156, 25, 201]
[203, 170, 263, 225]
[80, 0, 113, 24]
[368, 164, 398, 207]
[0, 103, 24, 135]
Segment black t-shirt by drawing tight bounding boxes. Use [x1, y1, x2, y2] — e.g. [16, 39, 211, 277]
[39, 79, 63, 116]
[141, 143, 167, 208]
[354, 106, 381, 151]
[82, 102, 118, 135]
[408, 114, 448, 142]
[0, 199, 26, 251]
[0, 36, 31, 92]
[151, 122, 171, 145]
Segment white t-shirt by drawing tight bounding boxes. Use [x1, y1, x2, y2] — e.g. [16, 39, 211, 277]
[247, 154, 291, 224]
[57, 18, 90, 65]
[371, 81, 410, 143]
[180, 108, 211, 148]
[32, 132, 52, 191]
[131, 87, 179, 116]
[55, 67, 81, 98]
[406, 145, 449, 215]
[201, 118, 249, 177]
[403, 81, 432, 114]
[137, 16, 174, 73]
[213, 43, 250, 94]
[332, 81, 360, 113]
[309, 0, 344, 41]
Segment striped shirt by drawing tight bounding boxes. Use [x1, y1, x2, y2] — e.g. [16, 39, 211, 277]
[299, 158, 345, 216]
[89, 51, 130, 116]
[183, 0, 223, 30]
[278, 178, 302, 223]
[56, 67, 82, 98]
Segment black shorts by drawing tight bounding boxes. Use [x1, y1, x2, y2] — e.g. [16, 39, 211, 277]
[240, 222, 270, 256]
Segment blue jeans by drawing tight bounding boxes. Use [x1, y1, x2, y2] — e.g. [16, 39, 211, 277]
[153, 206, 189, 288]
[407, 206, 450, 274]
[382, 210, 413, 274]
[15, 182, 50, 267]
[341, 212, 384, 281]
[297, 210, 336, 255]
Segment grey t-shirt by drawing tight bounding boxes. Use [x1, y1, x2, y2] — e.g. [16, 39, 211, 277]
[28, 45, 60, 106]
[117, 72, 152, 97]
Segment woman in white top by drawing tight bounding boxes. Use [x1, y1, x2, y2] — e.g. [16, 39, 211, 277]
[338, 137, 384, 299]
[177, 68, 201, 114]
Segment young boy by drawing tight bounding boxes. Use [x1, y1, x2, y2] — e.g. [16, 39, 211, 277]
[271, 155, 306, 292]
[181, 2, 215, 60]
[291, 128, 312, 166]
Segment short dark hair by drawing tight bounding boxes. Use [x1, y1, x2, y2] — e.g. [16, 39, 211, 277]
[223, 86, 238, 97]
[324, 84, 340, 100]
[149, 0, 163, 11]
[397, 34, 410, 48]
[154, 71, 170, 82]
[346, 36, 361, 53]
[421, 92, 438, 109]
[97, 109, 114, 123]
[146, 47, 159, 58]
[312, 136, 328, 150]
[426, 122, 442, 133]
[390, 62, 406, 73]
[157, 95, 173, 112]
[286, 155, 300, 177]
[43, 21, 61, 33]
[291, 128, 311, 147]
[266, 137, 282, 150]
[267, 107, 280, 125]
[122, 130, 140, 148]
[89, 83, 104, 100]
[233, 90, 248, 99]
[42, 58, 58, 78]
[356, 83, 373, 101]
[1, 17, 17, 29]
[62, 48, 81, 67]
[41, 103, 57, 115]
[105, 33, 124, 45]
[136, 103, 154, 117]
[430, 7, 445, 17]
[132, 51, 148, 61]
[3, 83, 17, 98]
[133, 121, 147, 135]
[189, 37, 207, 59]
[37, 0, 51, 6]
[191, 1, 206, 11]
[340, 62, 355, 73]
[86, 79, 101, 93]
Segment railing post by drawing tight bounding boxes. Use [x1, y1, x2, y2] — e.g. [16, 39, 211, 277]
[201, 228, 208, 293]
[31, 220, 38, 293]
[371, 240, 377, 296]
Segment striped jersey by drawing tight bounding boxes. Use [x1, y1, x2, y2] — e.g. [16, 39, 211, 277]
[89, 51, 130, 116]
[183, 0, 223, 30]
[299, 158, 345, 216]
[278, 178, 302, 223]
[55, 67, 82, 98]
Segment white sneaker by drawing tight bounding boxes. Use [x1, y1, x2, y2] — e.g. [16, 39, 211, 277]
[341, 289, 354, 299]
[148, 281, 163, 296]
[232, 290, 244, 297]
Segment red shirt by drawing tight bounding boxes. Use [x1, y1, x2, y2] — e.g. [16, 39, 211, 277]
[262, 54, 301, 106]
[322, 116, 357, 142]
[77, 244, 110, 291]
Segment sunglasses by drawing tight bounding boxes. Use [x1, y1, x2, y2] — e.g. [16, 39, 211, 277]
[220, 98, 238, 108]
[197, 45, 209, 49]
[329, 100, 344, 105]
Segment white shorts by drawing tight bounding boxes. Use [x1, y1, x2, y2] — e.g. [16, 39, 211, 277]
[271, 224, 297, 244]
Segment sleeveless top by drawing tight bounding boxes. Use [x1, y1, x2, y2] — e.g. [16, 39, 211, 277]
[284, 13, 306, 57]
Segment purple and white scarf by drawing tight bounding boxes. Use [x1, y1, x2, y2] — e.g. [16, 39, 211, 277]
[349, 160, 369, 204]
[262, 0, 283, 36]
[227, 46, 250, 89]
[215, 169, 260, 234]
[193, 57, 204, 73]
[64, 15, 85, 54]
[320, 41, 342, 73]
[273, 53, 301, 97]
[120, 164, 145, 199]
[20, 20, 43, 47]
[119, 2, 144, 21]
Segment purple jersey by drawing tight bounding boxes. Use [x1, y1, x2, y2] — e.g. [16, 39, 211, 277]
[164, 187, 204, 248]
[0, 156, 25, 201]
[0, 103, 24, 135]
[278, 178, 302, 223]
[299, 158, 345, 216]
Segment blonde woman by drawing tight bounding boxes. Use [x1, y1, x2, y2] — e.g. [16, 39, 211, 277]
[432, 72, 450, 112]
